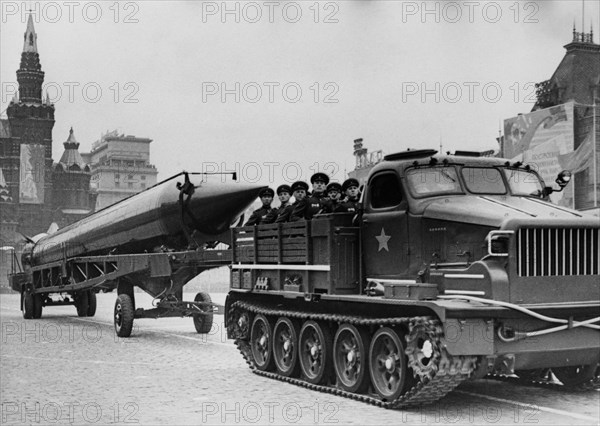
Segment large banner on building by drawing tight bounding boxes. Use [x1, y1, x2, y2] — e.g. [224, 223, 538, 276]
[504, 102, 575, 207]
[19, 144, 45, 204]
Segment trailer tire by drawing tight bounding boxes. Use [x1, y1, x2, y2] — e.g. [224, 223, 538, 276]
[22, 291, 34, 319]
[75, 291, 89, 317]
[87, 291, 97, 317]
[193, 292, 214, 334]
[114, 294, 134, 337]
[32, 294, 43, 319]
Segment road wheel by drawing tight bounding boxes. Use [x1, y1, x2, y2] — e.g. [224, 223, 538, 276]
[75, 291, 89, 317]
[22, 291, 34, 319]
[193, 292, 214, 334]
[369, 327, 411, 401]
[273, 317, 299, 377]
[298, 320, 332, 384]
[86, 291, 97, 316]
[114, 294, 134, 337]
[32, 294, 43, 319]
[553, 364, 599, 390]
[250, 314, 274, 371]
[333, 324, 370, 393]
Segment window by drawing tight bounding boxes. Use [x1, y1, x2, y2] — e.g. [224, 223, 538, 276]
[115, 174, 120, 180]
[406, 167, 463, 197]
[369, 173, 403, 208]
[141, 175, 146, 180]
[141, 183, 146, 189]
[115, 182, 120, 188]
[128, 174, 134, 180]
[503, 169, 545, 197]
[461, 167, 506, 194]
[128, 182, 133, 189]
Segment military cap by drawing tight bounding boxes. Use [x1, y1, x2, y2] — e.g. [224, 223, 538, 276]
[310, 172, 330, 185]
[258, 187, 275, 197]
[342, 178, 360, 192]
[326, 182, 342, 193]
[277, 184, 292, 195]
[291, 181, 309, 192]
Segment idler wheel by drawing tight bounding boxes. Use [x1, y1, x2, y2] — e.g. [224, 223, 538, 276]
[333, 324, 371, 393]
[299, 320, 332, 384]
[251, 314, 274, 371]
[369, 327, 412, 400]
[273, 317, 299, 377]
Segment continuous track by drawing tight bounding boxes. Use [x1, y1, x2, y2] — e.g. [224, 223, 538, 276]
[229, 300, 478, 409]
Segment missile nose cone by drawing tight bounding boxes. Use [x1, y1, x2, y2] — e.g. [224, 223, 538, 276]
[185, 182, 267, 234]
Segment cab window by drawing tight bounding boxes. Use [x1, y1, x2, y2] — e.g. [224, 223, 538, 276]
[369, 173, 402, 208]
[461, 167, 506, 194]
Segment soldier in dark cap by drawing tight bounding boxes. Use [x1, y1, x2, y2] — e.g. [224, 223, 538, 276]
[288, 181, 311, 222]
[263, 184, 292, 224]
[244, 187, 274, 226]
[319, 182, 348, 214]
[295, 172, 329, 220]
[341, 178, 360, 212]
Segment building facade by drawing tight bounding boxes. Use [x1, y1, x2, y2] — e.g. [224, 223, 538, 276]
[87, 130, 158, 210]
[501, 28, 600, 213]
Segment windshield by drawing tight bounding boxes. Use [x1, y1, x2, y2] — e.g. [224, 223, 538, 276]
[503, 169, 545, 196]
[461, 167, 506, 194]
[406, 167, 463, 197]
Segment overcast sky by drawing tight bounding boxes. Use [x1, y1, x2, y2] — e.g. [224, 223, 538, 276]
[1, 0, 599, 186]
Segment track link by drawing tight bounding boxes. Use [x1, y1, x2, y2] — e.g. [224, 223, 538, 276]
[229, 300, 477, 409]
[486, 369, 600, 392]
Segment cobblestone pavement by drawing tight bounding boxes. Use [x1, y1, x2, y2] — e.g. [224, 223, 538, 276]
[1, 292, 598, 425]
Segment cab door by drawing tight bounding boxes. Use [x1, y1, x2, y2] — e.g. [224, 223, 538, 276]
[361, 170, 410, 279]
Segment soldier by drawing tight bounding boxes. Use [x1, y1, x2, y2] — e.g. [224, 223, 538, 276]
[244, 187, 274, 226]
[263, 184, 292, 224]
[292, 172, 329, 221]
[341, 178, 360, 212]
[319, 182, 347, 214]
[288, 181, 311, 222]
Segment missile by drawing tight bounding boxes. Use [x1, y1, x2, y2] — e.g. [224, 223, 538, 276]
[25, 172, 265, 266]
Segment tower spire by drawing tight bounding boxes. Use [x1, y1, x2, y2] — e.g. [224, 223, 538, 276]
[22, 13, 38, 53]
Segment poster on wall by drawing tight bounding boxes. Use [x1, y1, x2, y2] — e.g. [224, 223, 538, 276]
[503, 102, 575, 208]
[19, 144, 45, 204]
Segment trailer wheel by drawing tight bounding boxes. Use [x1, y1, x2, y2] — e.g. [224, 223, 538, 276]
[32, 294, 43, 319]
[193, 292, 214, 334]
[86, 291, 97, 317]
[22, 291, 34, 319]
[75, 291, 89, 317]
[114, 294, 134, 337]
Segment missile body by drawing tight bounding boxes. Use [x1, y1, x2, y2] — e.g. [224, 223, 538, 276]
[26, 174, 263, 266]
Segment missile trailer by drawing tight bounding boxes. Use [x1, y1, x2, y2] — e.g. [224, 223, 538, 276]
[10, 172, 264, 337]
[225, 150, 600, 407]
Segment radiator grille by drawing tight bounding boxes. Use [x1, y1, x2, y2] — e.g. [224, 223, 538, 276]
[516, 228, 599, 277]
